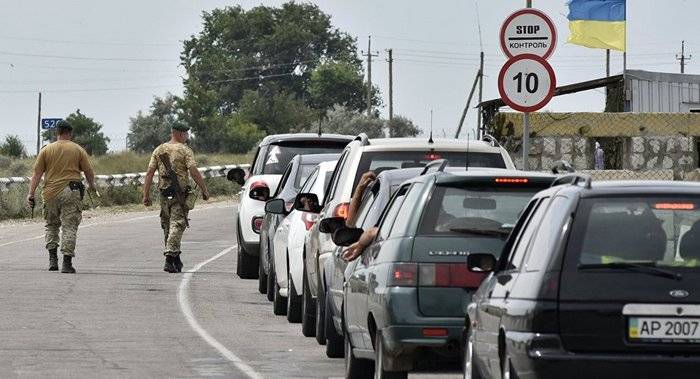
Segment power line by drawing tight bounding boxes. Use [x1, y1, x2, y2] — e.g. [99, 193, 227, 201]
[0, 34, 181, 47]
[206, 72, 297, 84]
[0, 50, 176, 62]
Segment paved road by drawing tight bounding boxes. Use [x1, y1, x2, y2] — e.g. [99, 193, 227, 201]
[0, 203, 460, 378]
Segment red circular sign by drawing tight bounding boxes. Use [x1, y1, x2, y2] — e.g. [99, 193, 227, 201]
[500, 8, 557, 60]
[498, 54, 556, 113]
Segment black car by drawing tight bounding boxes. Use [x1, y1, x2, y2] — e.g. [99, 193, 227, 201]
[466, 176, 700, 379]
[259, 153, 339, 303]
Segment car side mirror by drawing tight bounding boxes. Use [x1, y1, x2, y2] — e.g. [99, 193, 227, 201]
[265, 198, 287, 215]
[249, 186, 270, 201]
[467, 253, 497, 273]
[319, 217, 345, 234]
[293, 193, 322, 213]
[332, 227, 364, 247]
[227, 168, 246, 186]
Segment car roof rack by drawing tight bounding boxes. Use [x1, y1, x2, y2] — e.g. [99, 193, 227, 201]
[481, 134, 502, 148]
[551, 173, 592, 189]
[420, 159, 449, 175]
[355, 133, 370, 146]
[551, 160, 575, 175]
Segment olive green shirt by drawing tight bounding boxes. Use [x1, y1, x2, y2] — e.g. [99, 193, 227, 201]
[148, 142, 197, 190]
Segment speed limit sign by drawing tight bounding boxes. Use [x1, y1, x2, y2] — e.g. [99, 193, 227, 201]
[498, 54, 556, 113]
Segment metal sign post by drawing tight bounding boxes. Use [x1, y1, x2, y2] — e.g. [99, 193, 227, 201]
[499, 6, 557, 170]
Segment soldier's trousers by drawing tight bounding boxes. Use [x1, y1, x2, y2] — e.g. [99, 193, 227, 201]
[44, 187, 83, 257]
[160, 196, 188, 256]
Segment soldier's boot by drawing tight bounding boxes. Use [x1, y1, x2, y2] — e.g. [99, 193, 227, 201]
[173, 254, 183, 273]
[163, 255, 177, 273]
[48, 249, 58, 271]
[61, 255, 76, 274]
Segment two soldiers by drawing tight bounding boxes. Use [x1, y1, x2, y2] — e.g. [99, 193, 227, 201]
[28, 121, 209, 274]
[27, 121, 96, 273]
[143, 122, 210, 273]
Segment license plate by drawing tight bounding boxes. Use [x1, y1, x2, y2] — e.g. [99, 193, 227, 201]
[629, 317, 700, 343]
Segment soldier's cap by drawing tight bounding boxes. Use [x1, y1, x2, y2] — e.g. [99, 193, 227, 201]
[171, 121, 190, 132]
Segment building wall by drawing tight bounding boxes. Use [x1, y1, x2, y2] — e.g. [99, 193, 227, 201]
[626, 70, 700, 113]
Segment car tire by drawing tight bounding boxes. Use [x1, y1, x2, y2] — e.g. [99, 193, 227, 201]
[301, 265, 316, 337]
[324, 293, 344, 358]
[258, 254, 268, 294]
[345, 330, 374, 378]
[273, 278, 287, 316]
[315, 286, 326, 345]
[286, 267, 302, 323]
[236, 225, 258, 279]
[375, 330, 408, 379]
[463, 335, 483, 379]
[266, 267, 275, 302]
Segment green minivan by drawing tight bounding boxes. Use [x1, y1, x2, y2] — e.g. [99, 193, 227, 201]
[342, 167, 556, 378]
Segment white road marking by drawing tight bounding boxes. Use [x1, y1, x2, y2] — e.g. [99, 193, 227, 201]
[177, 245, 263, 379]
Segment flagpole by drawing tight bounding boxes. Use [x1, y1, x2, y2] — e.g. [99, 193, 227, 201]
[623, 0, 628, 111]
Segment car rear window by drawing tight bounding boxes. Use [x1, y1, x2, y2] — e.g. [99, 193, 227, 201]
[262, 141, 347, 175]
[571, 197, 700, 268]
[353, 151, 505, 190]
[417, 185, 544, 257]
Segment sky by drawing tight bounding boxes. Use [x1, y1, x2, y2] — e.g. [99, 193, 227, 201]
[0, 0, 696, 154]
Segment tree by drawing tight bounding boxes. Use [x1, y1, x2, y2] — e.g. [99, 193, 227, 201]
[0, 135, 27, 158]
[128, 94, 179, 153]
[318, 106, 385, 138]
[43, 110, 110, 155]
[309, 62, 378, 112]
[179, 3, 376, 142]
[388, 116, 422, 138]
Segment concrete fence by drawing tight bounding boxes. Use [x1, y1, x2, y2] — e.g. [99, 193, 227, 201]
[0, 164, 250, 191]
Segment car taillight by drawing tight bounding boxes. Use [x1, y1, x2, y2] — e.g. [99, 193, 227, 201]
[333, 202, 350, 219]
[251, 216, 264, 234]
[495, 178, 529, 184]
[418, 263, 487, 288]
[422, 328, 448, 337]
[424, 153, 442, 161]
[387, 263, 418, 287]
[301, 212, 316, 231]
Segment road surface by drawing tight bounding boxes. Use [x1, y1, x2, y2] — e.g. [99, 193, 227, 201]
[0, 202, 460, 378]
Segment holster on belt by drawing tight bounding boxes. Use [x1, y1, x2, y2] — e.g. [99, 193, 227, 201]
[69, 181, 85, 200]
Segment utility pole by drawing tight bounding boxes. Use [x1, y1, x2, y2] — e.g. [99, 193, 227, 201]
[456, 69, 482, 139]
[677, 40, 692, 74]
[476, 52, 484, 138]
[36, 92, 41, 155]
[361, 36, 379, 116]
[522, 0, 532, 170]
[386, 48, 394, 136]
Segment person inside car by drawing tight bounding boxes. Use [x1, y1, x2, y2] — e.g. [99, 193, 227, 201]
[346, 171, 376, 227]
[678, 220, 700, 267]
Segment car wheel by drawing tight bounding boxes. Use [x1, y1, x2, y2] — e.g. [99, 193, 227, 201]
[301, 265, 316, 337]
[315, 287, 326, 345]
[273, 277, 287, 316]
[375, 330, 408, 379]
[464, 335, 483, 379]
[324, 292, 343, 358]
[258, 254, 268, 294]
[286, 268, 302, 323]
[236, 225, 258, 279]
[266, 266, 275, 302]
[345, 331, 374, 378]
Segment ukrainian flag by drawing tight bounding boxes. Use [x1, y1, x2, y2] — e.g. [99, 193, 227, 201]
[568, 0, 626, 51]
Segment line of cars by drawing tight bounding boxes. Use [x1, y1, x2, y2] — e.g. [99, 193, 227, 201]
[228, 133, 700, 379]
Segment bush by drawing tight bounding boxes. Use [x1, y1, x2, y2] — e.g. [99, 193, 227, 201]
[0, 135, 27, 158]
[0, 156, 12, 170]
[9, 162, 29, 177]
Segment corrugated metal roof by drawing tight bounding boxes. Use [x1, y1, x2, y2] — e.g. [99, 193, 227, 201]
[627, 69, 700, 112]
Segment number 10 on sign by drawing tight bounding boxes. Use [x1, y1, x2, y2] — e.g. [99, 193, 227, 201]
[498, 54, 556, 113]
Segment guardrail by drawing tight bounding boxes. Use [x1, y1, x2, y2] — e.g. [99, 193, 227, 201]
[0, 164, 250, 191]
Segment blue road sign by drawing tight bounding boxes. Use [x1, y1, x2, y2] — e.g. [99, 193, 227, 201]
[41, 118, 62, 130]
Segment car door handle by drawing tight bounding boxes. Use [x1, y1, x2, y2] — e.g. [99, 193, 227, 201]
[505, 291, 510, 299]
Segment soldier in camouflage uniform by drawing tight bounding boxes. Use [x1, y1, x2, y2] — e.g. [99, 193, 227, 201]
[143, 122, 210, 273]
[27, 121, 96, 273]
